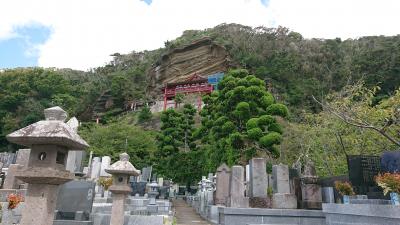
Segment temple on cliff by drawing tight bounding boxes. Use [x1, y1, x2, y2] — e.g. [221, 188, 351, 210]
[163, 72, 224, 111]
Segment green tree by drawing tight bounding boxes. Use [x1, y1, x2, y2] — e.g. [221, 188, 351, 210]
[197, 69, 288, 169]
[79, 121, 157, 169]
[138, 106, 152, 123]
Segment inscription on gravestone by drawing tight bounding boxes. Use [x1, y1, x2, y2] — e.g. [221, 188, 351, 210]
[348, 155, 381, 186]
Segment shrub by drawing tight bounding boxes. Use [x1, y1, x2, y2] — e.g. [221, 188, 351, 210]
[375, 173, 400, 195]
[7, 193, 23, 210]
[334, 181, 355, 196]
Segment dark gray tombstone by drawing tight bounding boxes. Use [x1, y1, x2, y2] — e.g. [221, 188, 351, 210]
[381, 151, 400, 173]
[347, 155, 381, 186]
[131, 181, 147, 196]
[55, 180, 95, 220]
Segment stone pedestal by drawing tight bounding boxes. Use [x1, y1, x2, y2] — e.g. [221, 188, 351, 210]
[19, 184, 59, 225]
[3, 164, 23, 189]
[272, 193, 297, 209]
[228, 166, 249, 208]
[110, 193, 126, 225]
[215, 163, 230, 206]
[300, 161, 322, 209]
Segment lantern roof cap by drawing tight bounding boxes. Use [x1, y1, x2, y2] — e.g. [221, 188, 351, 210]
[105, 152, 140, 176]
[6, 107, 88, 150]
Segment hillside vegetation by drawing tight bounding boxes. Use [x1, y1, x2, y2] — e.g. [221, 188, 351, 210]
[1, 23, 399, 179]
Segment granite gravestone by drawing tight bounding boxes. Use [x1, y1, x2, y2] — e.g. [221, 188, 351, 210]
[249, 158, 268, 198]
[141, 166, 152, 182]
[90, 157, 101, 180]
[55, 180, 96, 221]
[100, 156, 111, 177]
[272, 164, 297, 209]
[215, 163, 231, 206]
[228, 165, 249, 208]
[300, 161, 322, 209]
[381, 151, 400, 173]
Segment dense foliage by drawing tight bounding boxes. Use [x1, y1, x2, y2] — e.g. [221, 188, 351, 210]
[0, 68, 102, 151]
[155, 104, 201, 185]
[79, 115, 157, 170]
[195, 69, 288, 170]
[280, 85, 400, 177]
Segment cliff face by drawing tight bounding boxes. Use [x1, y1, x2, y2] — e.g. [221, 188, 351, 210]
[147, 38, 232, 98]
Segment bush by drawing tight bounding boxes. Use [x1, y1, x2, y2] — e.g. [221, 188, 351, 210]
[266, 103, 289, 118]
[259, 132, 282, 148]
[375, 173, 400, 195]
[334, 181, 355, 196]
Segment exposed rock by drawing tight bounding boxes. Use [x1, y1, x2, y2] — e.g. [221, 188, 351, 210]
[147, 37, 233, 98]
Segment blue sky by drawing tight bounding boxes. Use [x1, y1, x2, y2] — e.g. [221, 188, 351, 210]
[0, 25, 51, 69]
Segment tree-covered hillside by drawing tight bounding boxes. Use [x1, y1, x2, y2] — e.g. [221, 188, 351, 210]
[0, 23, 399, 179]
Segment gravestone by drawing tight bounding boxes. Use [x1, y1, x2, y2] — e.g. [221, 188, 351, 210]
[100, 156, 111, 177]
[381, 151, 400, 173]
[90, 157, 101, 180]
[347, 155, 381, 186]
[131, 181, 147, 196]
[322, 187, 335, 203]
[300, 161, 322, 209]
[141, 167, 152, 182]
[249, 158, 268, 198]
[158, 177, 164, 187]
[272, 164, 297, 209]
[3, 164, 23, 189]
[215, 163, 231, 206]
[228, 165, 249, 208]
[55, 180, 95, 221]
[0, 152, 17, 168]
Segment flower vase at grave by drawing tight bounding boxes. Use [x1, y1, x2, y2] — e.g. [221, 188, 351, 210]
[343, 195, 350, 204]
[390, 192, 399, 205]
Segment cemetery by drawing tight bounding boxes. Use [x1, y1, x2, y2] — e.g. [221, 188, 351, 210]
[0, 106, 398, 225]
[0, 106, 397, 225]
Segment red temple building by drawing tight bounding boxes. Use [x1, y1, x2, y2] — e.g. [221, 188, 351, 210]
[163, 73, 214, 111]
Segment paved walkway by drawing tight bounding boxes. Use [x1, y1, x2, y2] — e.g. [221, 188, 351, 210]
[173, 199, 211, 225]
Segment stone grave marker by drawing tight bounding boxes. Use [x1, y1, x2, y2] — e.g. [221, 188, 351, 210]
[228, 165, 249, 208]
[300, 161, 322, 209]
[215, 163, 231, 206]
[272, 164, 297, 209]
[141, 166, 152, 182]
[55, 180, 96, 221]
[100, 156, 111, 177]
[90, 157, 101, 180]
[249, 158, 268, 198]
[131, 181, 147, 196]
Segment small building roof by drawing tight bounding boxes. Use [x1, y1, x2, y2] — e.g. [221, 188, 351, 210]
[6, 107, 89, 150]
[105, 153, 140, 176]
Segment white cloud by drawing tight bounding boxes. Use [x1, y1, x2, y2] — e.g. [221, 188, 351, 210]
[0, 0, 399, 70]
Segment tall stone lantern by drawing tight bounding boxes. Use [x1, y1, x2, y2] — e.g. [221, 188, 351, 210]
[105, 152, 140, 225]
[6, 106, 89, 225]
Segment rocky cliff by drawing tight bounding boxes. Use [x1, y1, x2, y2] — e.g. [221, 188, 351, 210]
[147, 37, 232, 98]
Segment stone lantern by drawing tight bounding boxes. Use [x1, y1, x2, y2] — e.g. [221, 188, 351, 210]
[105, 152, 140, 225]
[147, 180, 159, 213]
[6, 106, 89, 225]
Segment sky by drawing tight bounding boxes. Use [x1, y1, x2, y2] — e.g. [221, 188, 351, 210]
[0, 0, 399, 71]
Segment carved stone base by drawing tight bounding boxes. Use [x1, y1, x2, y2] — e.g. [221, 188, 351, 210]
[249, 197, 272, 208]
